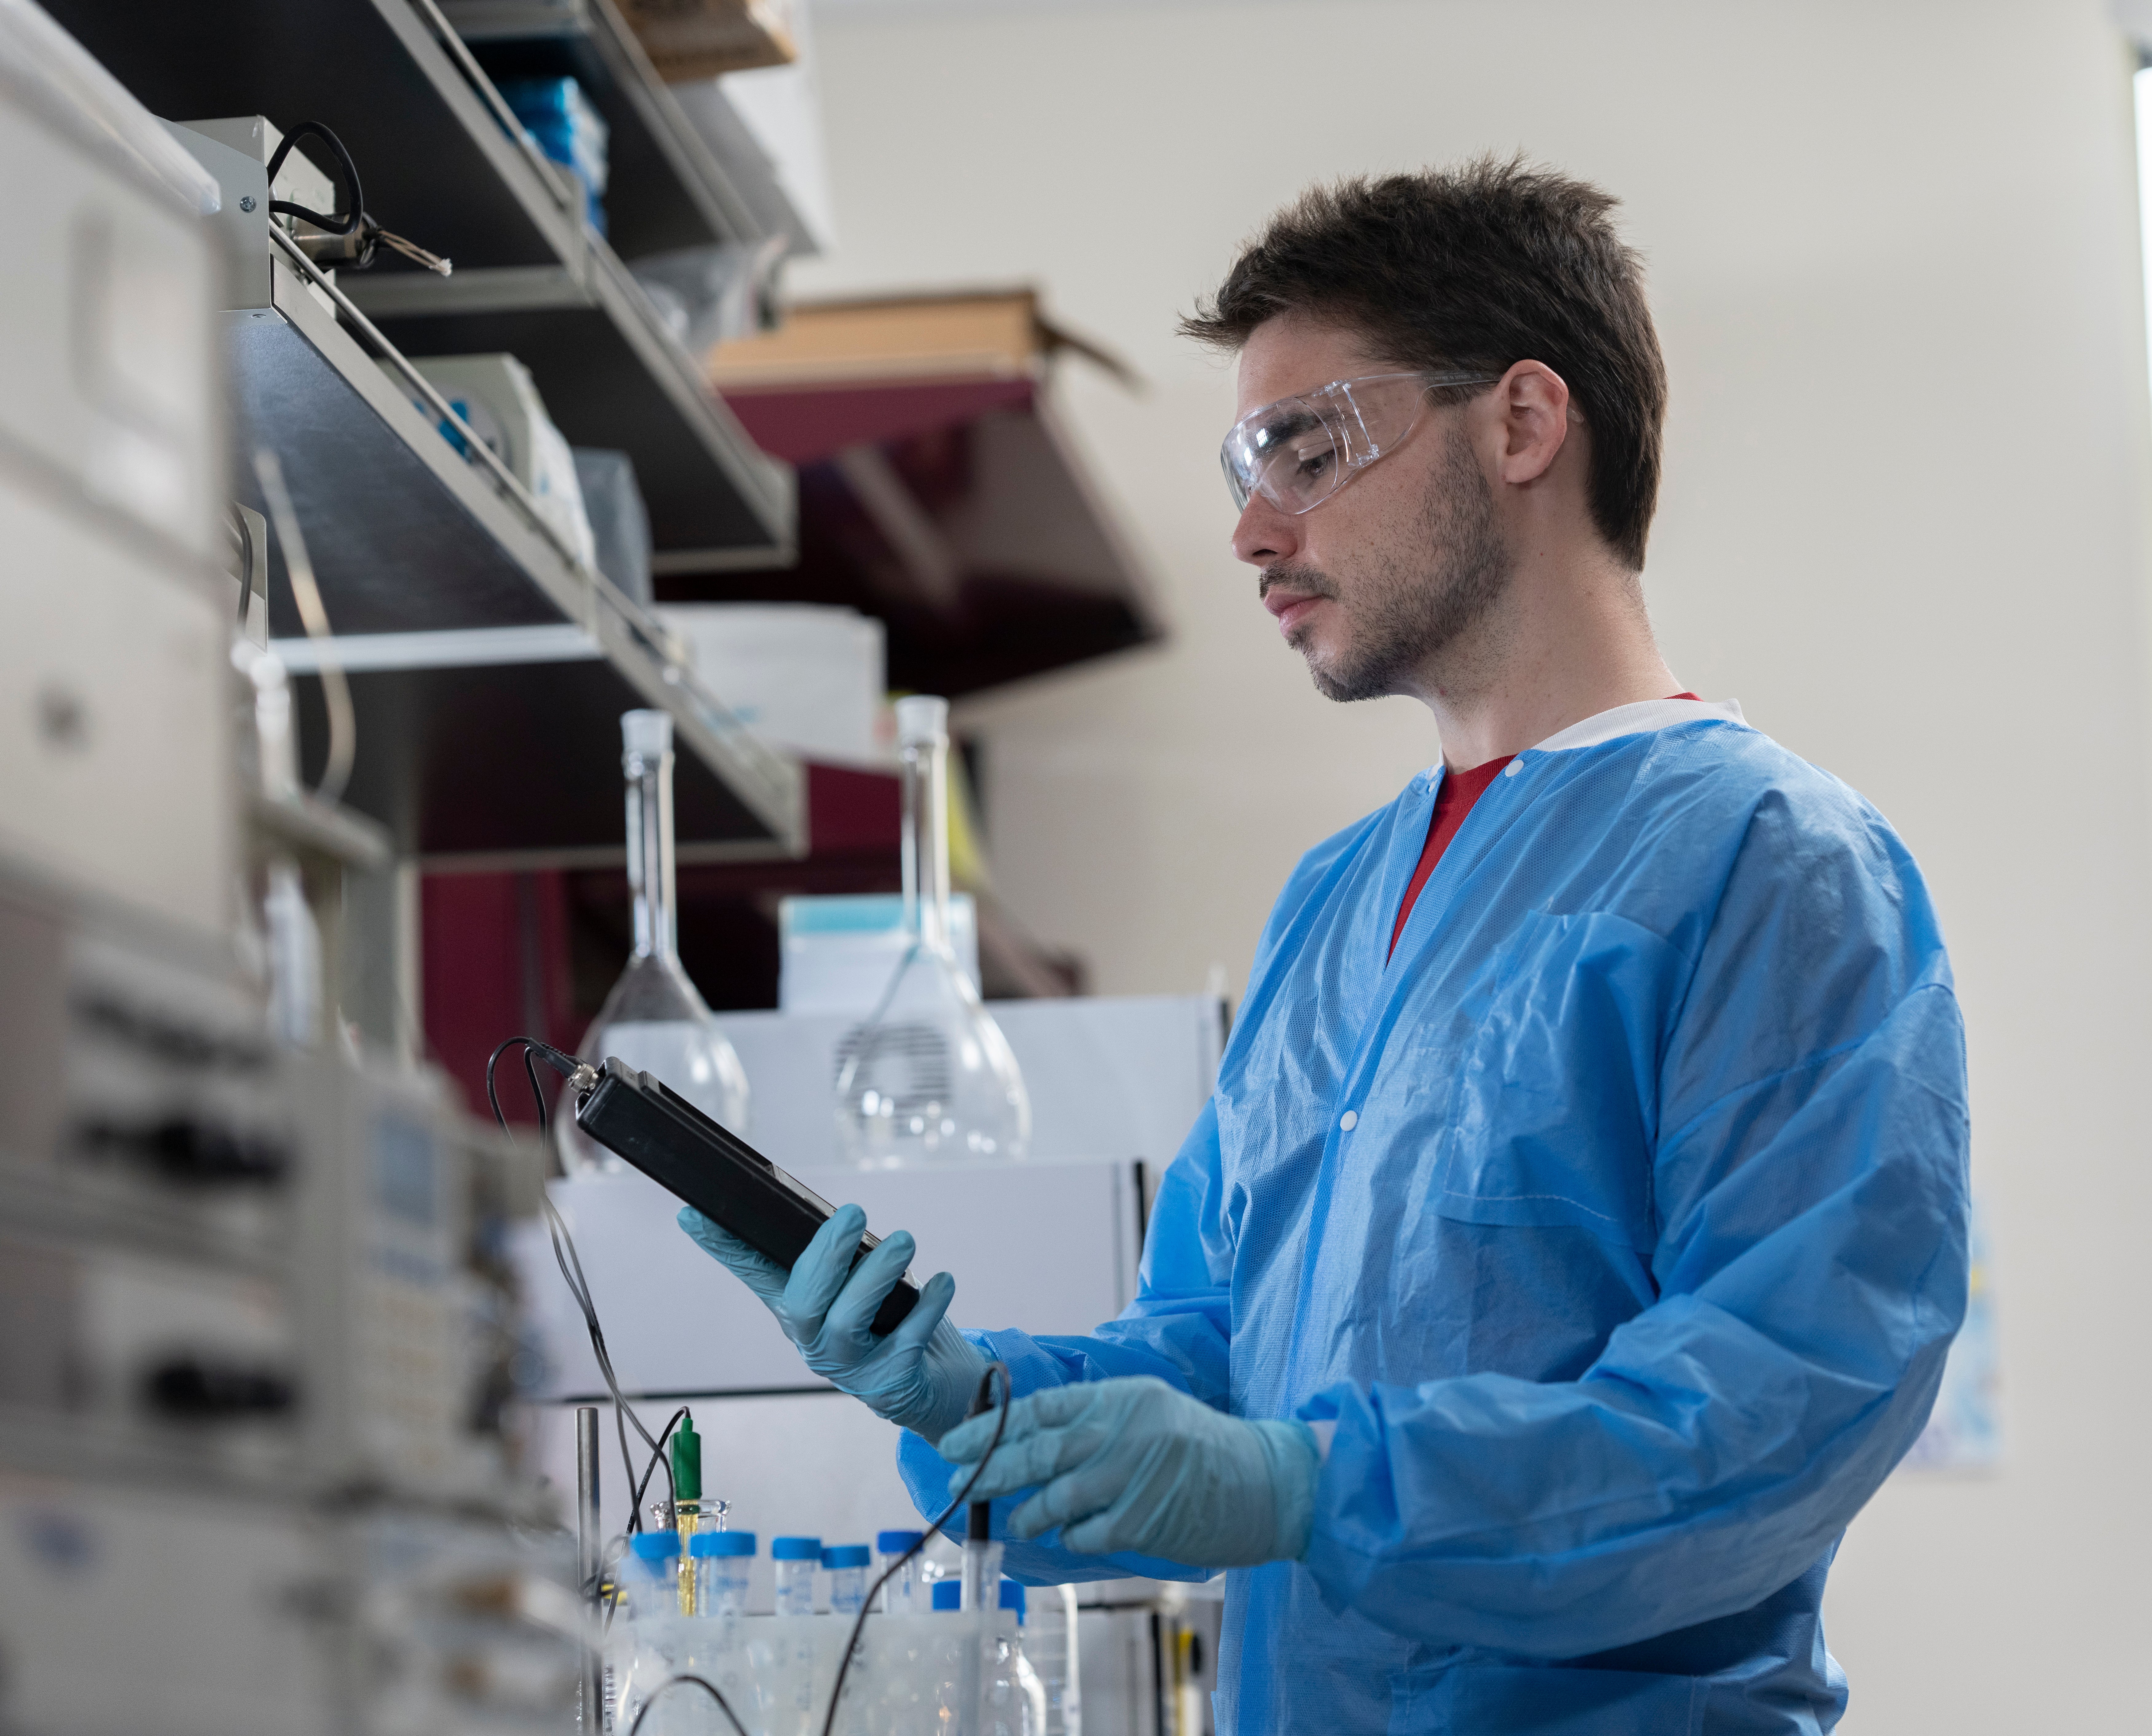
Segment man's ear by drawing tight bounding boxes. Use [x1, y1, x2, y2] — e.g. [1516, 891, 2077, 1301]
[1494, 360, 1571, 486]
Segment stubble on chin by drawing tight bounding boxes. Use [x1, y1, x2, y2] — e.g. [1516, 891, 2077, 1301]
[1299, 425, 1511, 705]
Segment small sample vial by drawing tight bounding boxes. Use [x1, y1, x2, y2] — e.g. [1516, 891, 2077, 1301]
[931, 1579, 963, 1613]
[690, 1530, 755, 1617]
[771, 1535, 821, 1616]
[624, 1530, 683, 1621]
[876, 1529, 924, 1614]
[823, 1544, 871, 1616]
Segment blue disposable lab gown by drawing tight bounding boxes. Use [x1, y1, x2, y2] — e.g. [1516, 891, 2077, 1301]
[898, 701, 1970, 1734]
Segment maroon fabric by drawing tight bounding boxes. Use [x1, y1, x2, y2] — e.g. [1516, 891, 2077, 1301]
[721, 377, 1035, 464]
[420, 870, 575, 1121]
[1386, 695, 1701, 960]
[806, 761, 902, 855]
[1387, 756, 1513, 959]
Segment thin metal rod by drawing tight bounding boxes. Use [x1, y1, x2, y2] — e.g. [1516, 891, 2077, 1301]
[576, 1405, 604, 1734]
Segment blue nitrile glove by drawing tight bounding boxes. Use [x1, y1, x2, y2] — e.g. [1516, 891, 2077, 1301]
[938, 1375, 1320, 1567]
[678, 1204, 985, 1444]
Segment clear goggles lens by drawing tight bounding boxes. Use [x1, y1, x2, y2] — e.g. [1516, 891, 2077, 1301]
[1220, 370, 1501, 515]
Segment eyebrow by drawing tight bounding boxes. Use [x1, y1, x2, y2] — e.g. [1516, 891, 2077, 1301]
[1250, 405, 1322, 446]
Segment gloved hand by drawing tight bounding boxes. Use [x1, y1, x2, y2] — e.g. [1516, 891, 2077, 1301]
[678, 1204, 985, 1444]
[937, 1375, 1320, 1567]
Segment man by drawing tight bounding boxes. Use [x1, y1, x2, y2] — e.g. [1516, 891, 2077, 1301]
[685, 159, 1969, 1732]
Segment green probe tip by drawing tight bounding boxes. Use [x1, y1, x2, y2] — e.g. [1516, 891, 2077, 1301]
[671, 1413, 702, 1502]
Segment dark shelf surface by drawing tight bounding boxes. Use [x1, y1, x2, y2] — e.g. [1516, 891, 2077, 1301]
[667, 383, 1162, 696]
[42, 0, 577, 272]
[444, 0, 767, 259]
[228, 270, 581, 636]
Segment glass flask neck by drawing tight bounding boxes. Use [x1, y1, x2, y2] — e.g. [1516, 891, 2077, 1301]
[625, 730, 678, 965]
[902, 728, 953, 955]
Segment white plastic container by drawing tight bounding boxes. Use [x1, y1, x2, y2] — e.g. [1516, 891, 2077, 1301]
[658, 602, 886, 765]
[378, 351, 596, 574]
[771, 1536, 820, 1617]
[691, 1530, 755, 1618]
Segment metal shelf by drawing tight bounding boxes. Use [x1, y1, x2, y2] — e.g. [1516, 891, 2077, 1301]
[47, 0, 805, 859]
[41, 0, 581, 271]
[44, 0, 793, 567]
[274, 614, 804, 861]
[442, 0, 772, 258]
[231, 257, 585, 634]
[231, 251, 799, 854]
[343, 252, 792, 565]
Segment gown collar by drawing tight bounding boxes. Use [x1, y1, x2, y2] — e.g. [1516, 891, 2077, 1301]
[1528, 696, 1745, 756]
[1413, 698, 1746, 787]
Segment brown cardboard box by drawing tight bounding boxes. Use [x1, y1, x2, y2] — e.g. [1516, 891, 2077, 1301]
[614, 0, 795, 80]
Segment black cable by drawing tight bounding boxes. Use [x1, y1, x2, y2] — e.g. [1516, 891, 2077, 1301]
[486, 1037, 675, 1536]
[625, 1673, 749, 1736]
[630, 1406, 690, 1536]
[493, 1035, 1012, 1733]
[817, 1361, 1014, 1736]
[498, 1039, 651, 1520]
[264, 120, 363, 235]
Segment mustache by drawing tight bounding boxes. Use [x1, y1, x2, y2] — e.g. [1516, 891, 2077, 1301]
[1258, 563, 1338, 602]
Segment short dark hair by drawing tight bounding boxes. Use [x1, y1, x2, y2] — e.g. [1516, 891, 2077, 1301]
[1182, 157, 1668, 571]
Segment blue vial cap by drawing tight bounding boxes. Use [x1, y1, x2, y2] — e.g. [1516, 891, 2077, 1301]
[877, 1529, 924, 1555]
[824, 1544, 871, 1569]
[629, 1531, 681, 1562]
[931, 1579, 962, 1612]
[690, 1531, 756, 1558]
[999, 1578, 1026, 1620]
[771, 1535, 822, 1561]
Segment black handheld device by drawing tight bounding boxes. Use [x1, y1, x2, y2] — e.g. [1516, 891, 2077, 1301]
[572, 1057, 920, 1335]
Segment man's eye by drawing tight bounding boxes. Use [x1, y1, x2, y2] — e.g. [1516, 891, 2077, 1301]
[1292, 446, 1335, 480]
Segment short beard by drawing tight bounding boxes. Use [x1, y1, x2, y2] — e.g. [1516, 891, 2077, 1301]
[1271, 424, 1513, 704]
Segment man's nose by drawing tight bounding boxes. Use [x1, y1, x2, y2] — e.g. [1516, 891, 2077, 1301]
[1232, 494, 1302, 567]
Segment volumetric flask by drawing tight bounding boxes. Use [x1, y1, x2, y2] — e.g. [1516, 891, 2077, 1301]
[835, 696, 1029, 1167]
[558, 710, 750, 1175]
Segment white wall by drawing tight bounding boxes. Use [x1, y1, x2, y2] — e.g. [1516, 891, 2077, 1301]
[792, 2, 2152, 1726]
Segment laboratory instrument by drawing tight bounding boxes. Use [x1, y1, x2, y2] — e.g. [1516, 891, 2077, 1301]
[665, 1412, 730, 1612]
[835, 696, 1030, 1166]
[573, 1056, 921, 1332]
[825, 1543, 871, 1615]
[558, 709, 750, 1175]
[960, 1376, 1005, 1614]
[773, 1534, 821, 1615]
[692, 1530, 755, 1616]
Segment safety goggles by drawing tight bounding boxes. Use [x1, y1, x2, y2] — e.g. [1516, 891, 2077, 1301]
[1220, 369, 1502, 515]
